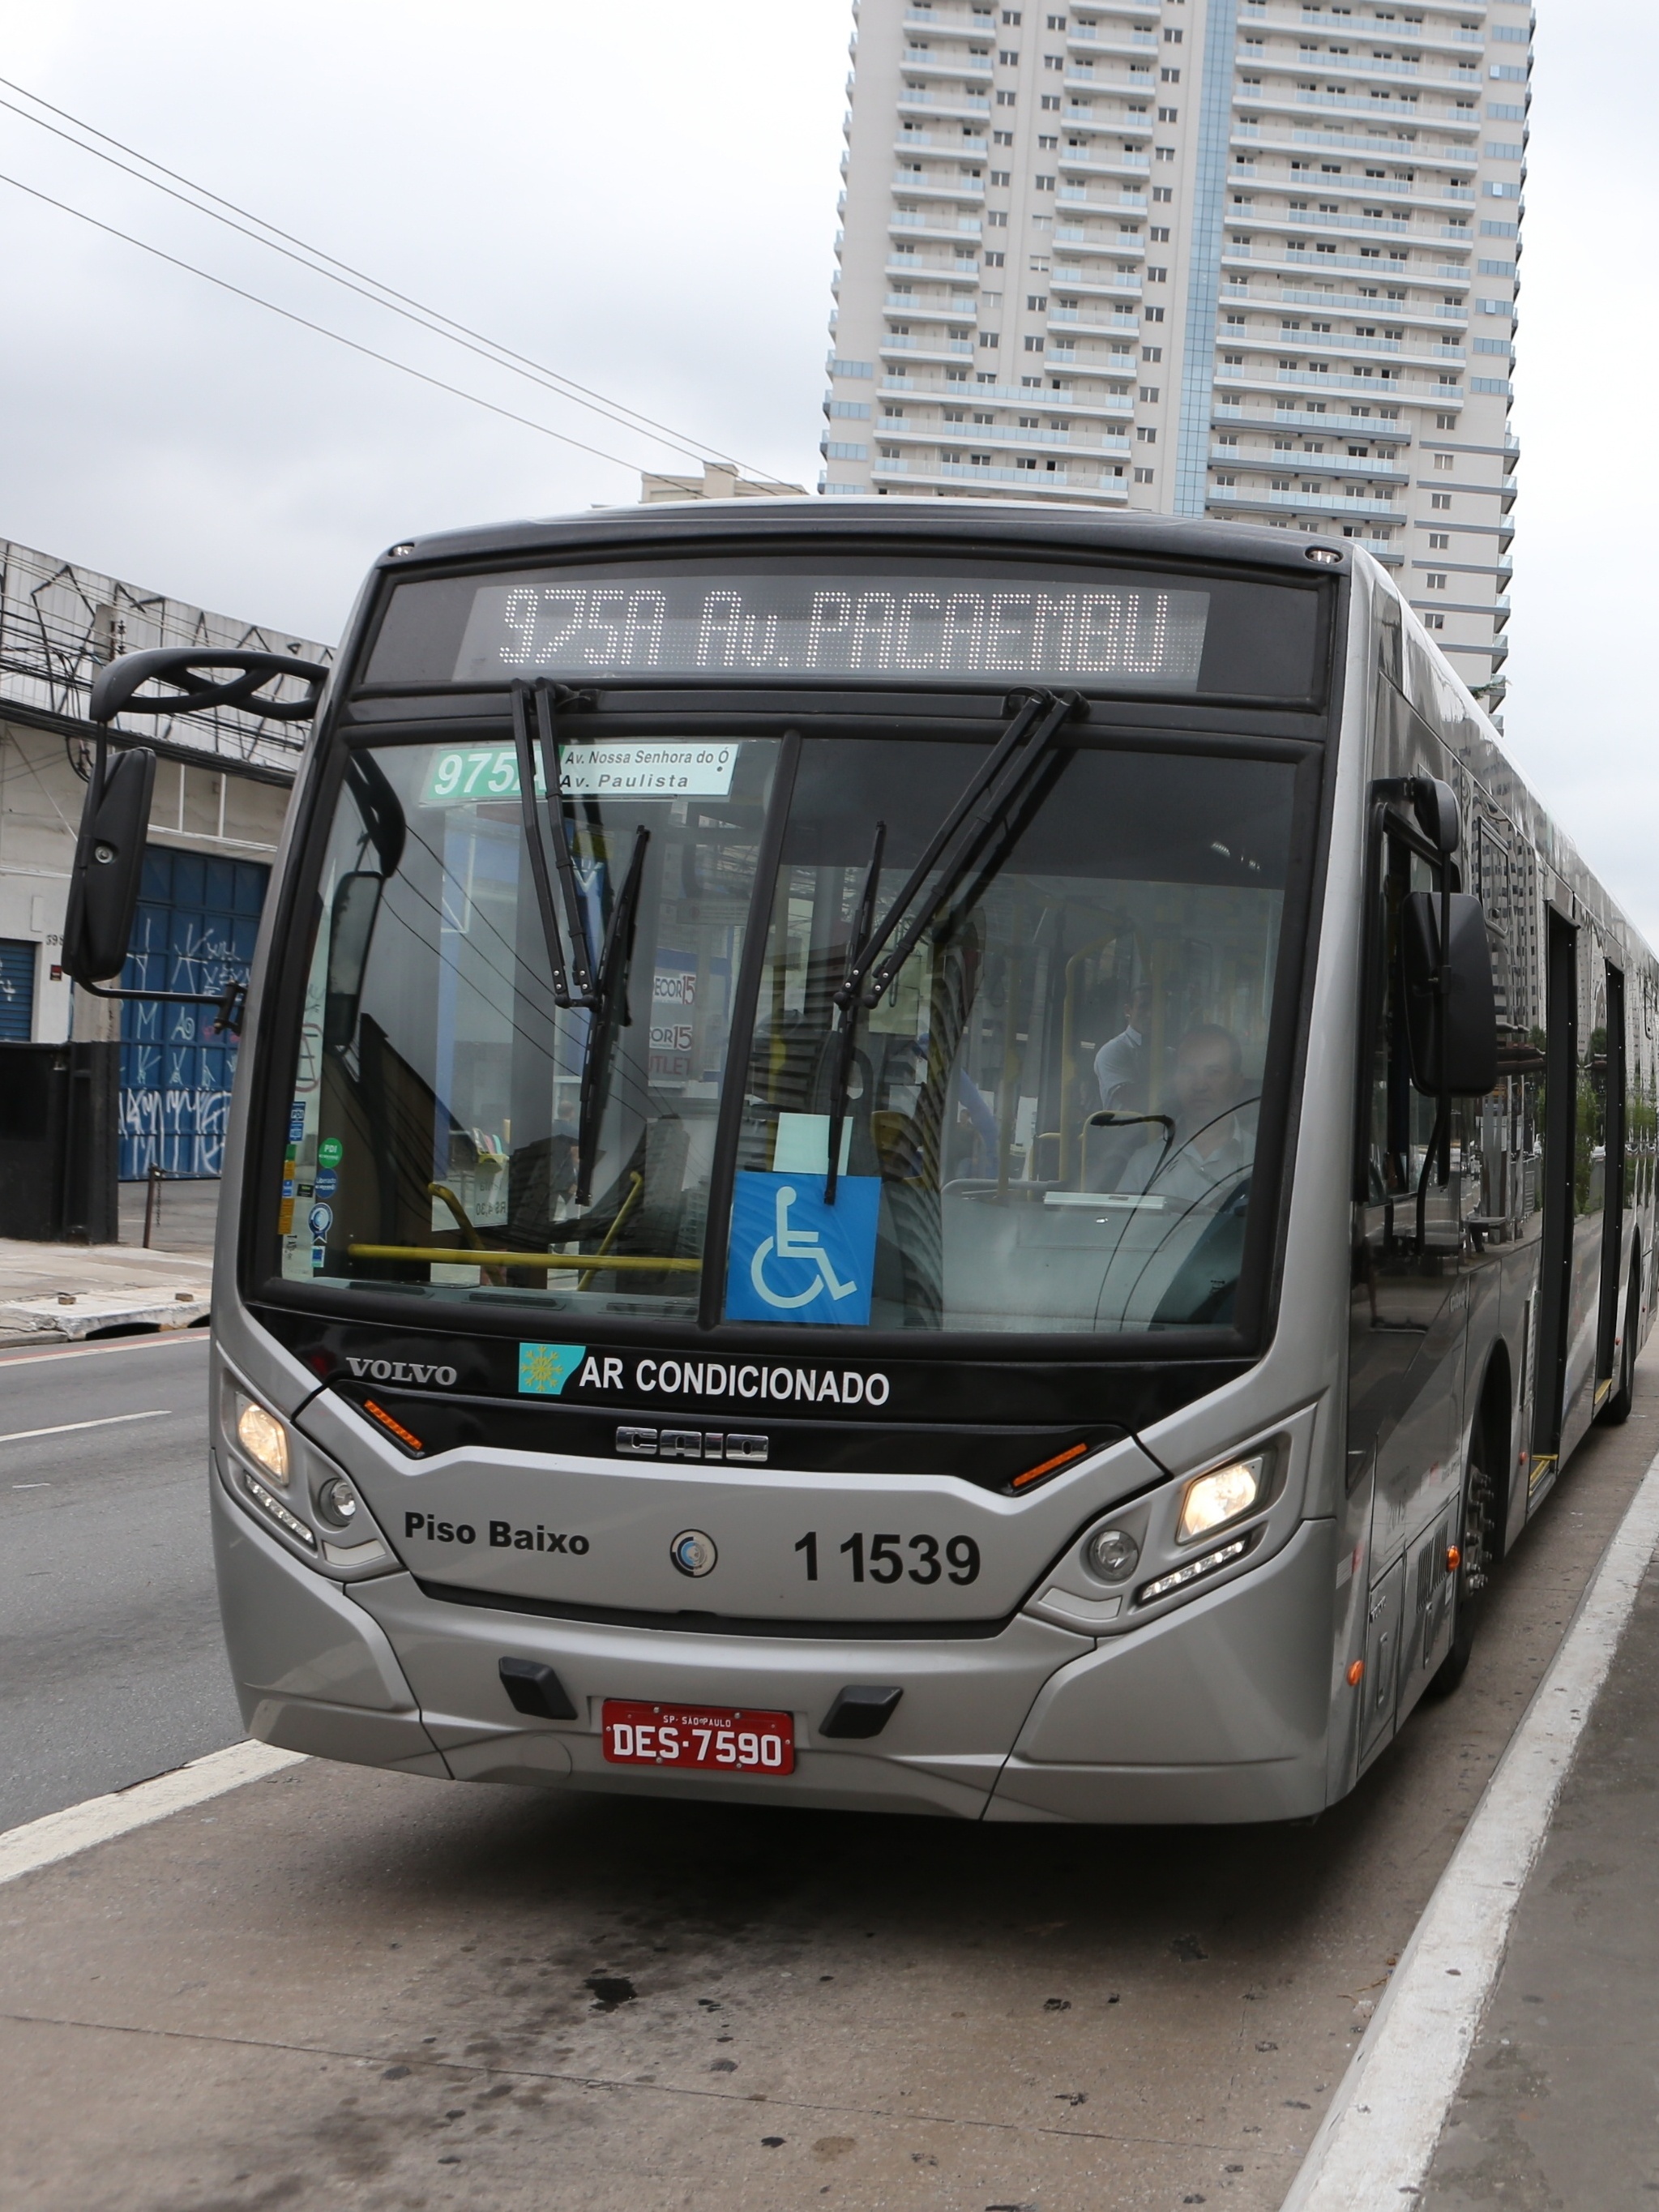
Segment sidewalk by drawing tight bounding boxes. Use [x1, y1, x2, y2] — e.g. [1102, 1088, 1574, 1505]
[1420, 1472, 1659, 2206]
[0, 1180, 216, 1344]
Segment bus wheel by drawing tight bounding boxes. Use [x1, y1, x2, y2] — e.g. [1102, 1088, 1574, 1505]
[1430, 1415, 1498, 1698]
[1598, 1260, 1640, 1427]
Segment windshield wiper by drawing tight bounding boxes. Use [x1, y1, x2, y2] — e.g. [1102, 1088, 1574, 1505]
[511, 678, 649, 1206]
[575, 823, 649, 1207]
[511, 678, 599, 1008]
[823, 686, 1083, 1200]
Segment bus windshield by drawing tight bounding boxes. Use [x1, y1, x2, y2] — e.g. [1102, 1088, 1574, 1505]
[280, 724, 1299, 1338]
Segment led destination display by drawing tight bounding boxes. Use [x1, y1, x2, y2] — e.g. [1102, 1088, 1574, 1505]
[452, 573, 1209, 688]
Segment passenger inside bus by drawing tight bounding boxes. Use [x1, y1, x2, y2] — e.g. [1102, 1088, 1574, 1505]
[1093, 981, 1153, 1113]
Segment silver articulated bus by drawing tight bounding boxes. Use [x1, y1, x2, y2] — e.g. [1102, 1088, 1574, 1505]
[66, 503, 1657, 1822]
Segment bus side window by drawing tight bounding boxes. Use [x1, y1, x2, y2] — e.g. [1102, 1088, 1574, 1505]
[1365, 836, 1441, 1223]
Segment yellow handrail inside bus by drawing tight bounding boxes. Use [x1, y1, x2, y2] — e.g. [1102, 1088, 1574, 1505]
[578, 1170, 645, 1290]
[347, 1246, 700, 1273]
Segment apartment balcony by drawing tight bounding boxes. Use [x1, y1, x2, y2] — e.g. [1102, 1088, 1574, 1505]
[1268, 288, 1469, 333]
[1216, 362, 1463, 404]
[1058, 175, 1151, 213]
[901, 49, 994, 79]
[1214, 400, 1413, 442]
[873, 456, 1131, 502]
[889, 209, 984, 242]
[1295, 6, 1489, 55]
[1280, 88, 1479, 130]
[1244, 207, 1477, 250]
[1050, 299, 1141, 329]
[1050, 268, 1144, 298]
[902, 6, 1000, 36]
[1058, 147, 1154, 183]
[1209, 484, 1405, 521]
[1219, 328, 1465, 373]
[892, 171, 987, 203]
[1212, 443, 1408, 483]
[1231, 49, 1480, 88]
[1053, 224, 1145, 259]
[882, 333, 977, 364]
[895, 130, 989, 155]
[1066, 24, 1159, 54]
[1275, 125, 1489, 173]
[887, 255, 981, 280]
[881, 376, 1136, 419]
[896, 88, 992, 122]
[876, 420, 1132, 460]
[886, 291, 979, 320]
[1226, 243, 1471, 284]
[1229, 149, 1481, 215]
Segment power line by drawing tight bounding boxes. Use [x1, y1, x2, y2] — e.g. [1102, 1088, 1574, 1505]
[0, 76, 797, 491]
[0, 168, 659, 477]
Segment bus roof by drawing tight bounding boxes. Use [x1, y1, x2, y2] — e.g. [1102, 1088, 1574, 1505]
[368, 498, 1351, 584]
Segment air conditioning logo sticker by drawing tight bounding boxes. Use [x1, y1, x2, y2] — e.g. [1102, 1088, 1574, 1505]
[518, 1343, 588, 1396]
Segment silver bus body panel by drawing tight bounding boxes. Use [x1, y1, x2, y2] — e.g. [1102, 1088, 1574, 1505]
[203, 524, 1659, 1825]
[211, 1466, 448, 1777]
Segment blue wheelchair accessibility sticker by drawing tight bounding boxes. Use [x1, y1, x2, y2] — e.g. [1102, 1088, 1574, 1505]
[724, 1172, 881, 1328]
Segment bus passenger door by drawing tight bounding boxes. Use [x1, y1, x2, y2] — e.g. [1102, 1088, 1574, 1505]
[1533, 914, 1605, 1491]
[1349, 828, 1466, 1741]
[1595, 963, 1627, 1410]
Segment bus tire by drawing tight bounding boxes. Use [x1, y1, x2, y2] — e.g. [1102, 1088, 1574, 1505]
[1598, 1252, 1640, 1427]
[1429, 1392, 1500, 1698]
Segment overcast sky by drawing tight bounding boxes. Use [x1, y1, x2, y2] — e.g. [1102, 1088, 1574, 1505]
[2, 3, 1655, 934]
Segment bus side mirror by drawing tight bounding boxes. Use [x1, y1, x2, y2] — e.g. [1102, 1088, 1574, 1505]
[1401, 890, 1498, 1096]
[1411, 777, 1460, 858]
[323, 872, 385, 1052]
[320, 754, 407, 1054]
[62, 746, 157, 984]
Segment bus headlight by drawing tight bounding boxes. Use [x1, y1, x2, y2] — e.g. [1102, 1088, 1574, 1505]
[233, 1395, 290, 1487]
[1177, 1454, 1266, 1543]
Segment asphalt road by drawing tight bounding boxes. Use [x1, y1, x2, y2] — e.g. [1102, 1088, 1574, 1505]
[3, 1350, 1657, 2210]
[0, 1331, 240, 1832]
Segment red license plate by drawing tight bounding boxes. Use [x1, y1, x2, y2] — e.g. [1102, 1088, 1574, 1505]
[601, 1701, 795, 1775]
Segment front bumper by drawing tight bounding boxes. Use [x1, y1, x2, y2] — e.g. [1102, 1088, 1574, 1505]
[214, 1455, 1337, 1824]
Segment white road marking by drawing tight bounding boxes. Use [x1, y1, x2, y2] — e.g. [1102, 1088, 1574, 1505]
[0, 1410, 172, 1444]
[0, 1333, 211, 1369]
[0, 1742, 306, 1886]
[1281, 1441, 1659, 2211]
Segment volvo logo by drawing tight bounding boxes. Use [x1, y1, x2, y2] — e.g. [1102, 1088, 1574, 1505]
[669, 1529, 718, 1578]
[346, 1356, 457, 1387]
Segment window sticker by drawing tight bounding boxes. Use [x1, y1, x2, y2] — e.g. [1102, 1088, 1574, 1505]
[724, 1173, 881, 1328]
[518, 1343, 588, 1396]
[421, 741, 738, 807]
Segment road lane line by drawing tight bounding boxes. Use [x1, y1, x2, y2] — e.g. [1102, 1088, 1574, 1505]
[0, 1410, 173, 1444]
[1281, 1440, 1659, 2211]
[0, 1742, 306, 1886]
[0, 1333, 211, 1369]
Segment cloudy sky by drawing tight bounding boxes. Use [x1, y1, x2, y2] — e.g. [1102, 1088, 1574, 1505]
[2, 3, 1655, 931]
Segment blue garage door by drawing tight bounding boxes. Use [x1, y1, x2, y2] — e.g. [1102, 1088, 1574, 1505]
[119, 849, 270, 1180]
[0, 939, 35, 1041]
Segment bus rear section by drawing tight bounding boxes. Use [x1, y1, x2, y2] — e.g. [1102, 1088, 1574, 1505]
[200, 505, 1385, 1822]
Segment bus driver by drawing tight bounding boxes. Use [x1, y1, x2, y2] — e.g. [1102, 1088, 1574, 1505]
[1120, 1023, 1255, 1204]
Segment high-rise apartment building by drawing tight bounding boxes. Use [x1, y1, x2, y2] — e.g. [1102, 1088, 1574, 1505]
[822, 0, 1527, 701]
